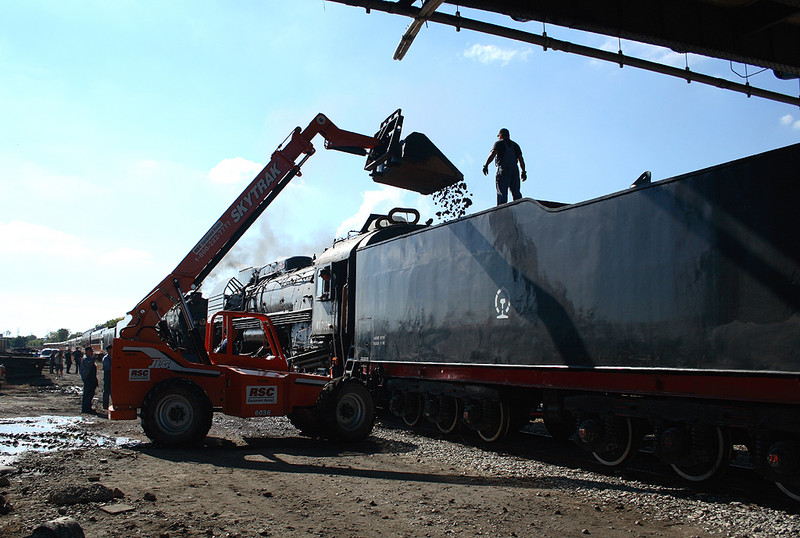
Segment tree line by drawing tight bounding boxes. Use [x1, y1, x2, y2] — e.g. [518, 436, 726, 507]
[1, 317, 124, 351]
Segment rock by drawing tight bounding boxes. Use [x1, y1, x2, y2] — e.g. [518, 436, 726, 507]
[48, 484, 124, 505]
[27, 516, 85, 538]
[0, 494, 13, 514]
[0, 465, 18, 475]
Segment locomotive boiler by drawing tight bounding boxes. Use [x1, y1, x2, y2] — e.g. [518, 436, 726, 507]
[208, 208, 428, 373]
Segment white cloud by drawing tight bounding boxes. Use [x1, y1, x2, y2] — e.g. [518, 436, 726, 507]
[592, 37, 708, 70]
[463, 44, 533, 66]
[0, 221, 154, 336]
[2, 221, 89, 257]
[208, 157, 263, 185]
[0, 156, 99, 202]
[335, 187, 417, 238]
[779, 114, 800, 129]
[0, 221, 151, 265]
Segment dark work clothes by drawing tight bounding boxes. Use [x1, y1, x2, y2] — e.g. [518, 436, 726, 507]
[493, 139, 523, 204]
[80, 354, 98, 413]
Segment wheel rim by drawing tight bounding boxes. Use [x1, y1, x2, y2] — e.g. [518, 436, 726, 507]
[336, 391, 366, 432]
[776, 480, 800, 502]
[436, 396, 461, 434]
[155, 394, 194, 435]
[592, 417, 636, 467]
[478, 401, 509, 443]
[671, 425, 729, 482]
[402, 393, 423, 427]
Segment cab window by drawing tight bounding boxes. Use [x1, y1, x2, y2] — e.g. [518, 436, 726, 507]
[316, 266, 332, 301]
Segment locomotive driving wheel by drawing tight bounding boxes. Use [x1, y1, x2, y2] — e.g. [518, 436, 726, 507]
[591, 417, 639, 467]
[671, 425, 730, 482]
[776, 479, 800, 502]
[436, 395, 461, 434]
[477, 400, 510, 443]
[402, 392, 424, 427]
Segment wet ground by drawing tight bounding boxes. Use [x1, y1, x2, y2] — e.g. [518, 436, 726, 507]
[0, 415, 133, 466]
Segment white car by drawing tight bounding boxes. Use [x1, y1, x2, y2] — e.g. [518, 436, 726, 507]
[38, 348, 58, 359]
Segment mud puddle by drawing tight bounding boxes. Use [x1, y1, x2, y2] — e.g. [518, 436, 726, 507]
[0, 416, 136, 466]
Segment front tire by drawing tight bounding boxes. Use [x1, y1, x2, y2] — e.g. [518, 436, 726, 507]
[141, 378, 213, 448]
[317, 377, 375, 442]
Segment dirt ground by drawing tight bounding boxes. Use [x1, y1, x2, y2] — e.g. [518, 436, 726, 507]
[0, 373, 715, 537]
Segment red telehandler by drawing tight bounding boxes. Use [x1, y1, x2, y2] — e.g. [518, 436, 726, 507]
[108, 110, 462, 447]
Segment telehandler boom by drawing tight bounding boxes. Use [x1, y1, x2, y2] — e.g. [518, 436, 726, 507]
[108, 110, 461, 447]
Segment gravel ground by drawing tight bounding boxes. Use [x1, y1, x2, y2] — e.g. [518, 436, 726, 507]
[1, 377, 799, 537]
[377, 425, 800, 537]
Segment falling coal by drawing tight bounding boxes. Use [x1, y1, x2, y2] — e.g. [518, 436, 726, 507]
[432, 181, 473, 221]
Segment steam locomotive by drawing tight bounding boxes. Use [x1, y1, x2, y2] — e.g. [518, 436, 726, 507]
[202, 142, 800, 499]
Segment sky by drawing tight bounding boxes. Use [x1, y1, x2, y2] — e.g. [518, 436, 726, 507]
[2, 1, 799, 339]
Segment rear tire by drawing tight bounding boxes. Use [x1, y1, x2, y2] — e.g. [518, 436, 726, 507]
[141, 378, 213, 448]
[317, 377, 375, 442]
[288, 407, 323, 437]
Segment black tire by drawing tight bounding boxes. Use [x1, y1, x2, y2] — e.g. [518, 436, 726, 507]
[288, 407, 323, 437]
[316, 377, 375, 442]
[141, 378, 213, 448]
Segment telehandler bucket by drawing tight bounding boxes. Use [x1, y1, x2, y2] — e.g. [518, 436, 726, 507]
[365, 110, 463, 195]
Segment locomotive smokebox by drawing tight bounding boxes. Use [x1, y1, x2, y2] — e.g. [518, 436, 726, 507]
[370, 132, 464, 195]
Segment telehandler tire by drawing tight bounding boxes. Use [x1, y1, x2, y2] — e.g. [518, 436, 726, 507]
[316, 377, 375, 442]
[288, 407, 323, 437]
[141, 378, 213, 448]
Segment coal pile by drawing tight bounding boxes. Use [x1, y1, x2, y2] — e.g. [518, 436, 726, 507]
[432, 181, 473, 221]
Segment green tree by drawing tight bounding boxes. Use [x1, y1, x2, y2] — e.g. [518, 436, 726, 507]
[105, 317, 124, 329]
[54, 328, 70, 342]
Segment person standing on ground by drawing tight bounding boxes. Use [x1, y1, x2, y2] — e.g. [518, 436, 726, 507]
[72, 349, 82, 374]
[65, 349, 73, 375]
[482, 128, 527, 206]
[54, 350, 64, 378]
[79, 346, 98, 414]
[102, 344, 112, 410]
